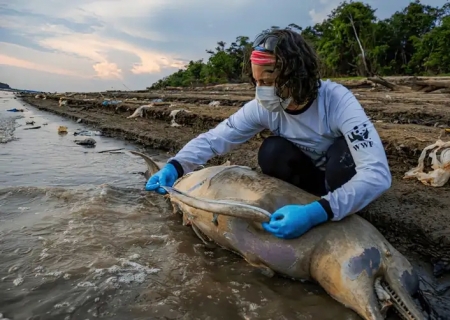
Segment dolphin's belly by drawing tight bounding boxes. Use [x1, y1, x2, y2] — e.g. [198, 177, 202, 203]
[189, 213, 313, 279]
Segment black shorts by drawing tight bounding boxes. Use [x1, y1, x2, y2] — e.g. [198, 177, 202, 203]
[258, 136, 356, 196]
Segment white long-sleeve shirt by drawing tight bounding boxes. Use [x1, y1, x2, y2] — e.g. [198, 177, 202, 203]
[168, 79, 392, 221]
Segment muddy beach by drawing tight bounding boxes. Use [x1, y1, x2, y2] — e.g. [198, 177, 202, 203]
[13, 77, 450, 317]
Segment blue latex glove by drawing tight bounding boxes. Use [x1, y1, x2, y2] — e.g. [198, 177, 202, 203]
[262, 201, 328, 239]
[145, 163, 178, 194]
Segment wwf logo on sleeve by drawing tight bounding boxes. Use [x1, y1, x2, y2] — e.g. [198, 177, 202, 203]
[347, 123, 373, 150]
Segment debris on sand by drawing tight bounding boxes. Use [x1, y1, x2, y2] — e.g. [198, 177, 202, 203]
[102, 100, 122, 106]
[208, 100, 220, 107]
[74, 129, 102, 137]
[74, 137, 96, 147]
[127, 104, 154, 119]
[404, 139, 450, 187]
[23, 126, 41, 130]
[58, 126, 68, 134]
[97, 148, 124, 153]
[7, 108, 24, 112]
[59, 98, 67, 107]
[169, 109, 192, 127]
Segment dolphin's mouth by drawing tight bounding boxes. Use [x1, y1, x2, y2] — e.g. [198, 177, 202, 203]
[375, 278, 420, 320]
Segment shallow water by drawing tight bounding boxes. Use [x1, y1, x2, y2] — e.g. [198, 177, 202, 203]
[0, 91, 448, 320]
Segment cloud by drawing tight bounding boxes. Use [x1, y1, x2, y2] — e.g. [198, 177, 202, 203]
[39, 33, 186, 76]
[0, 54, 88, 78]
[0, 0, 446, 92]
[92, 62, 122, 79]
[0, 64, 124, 92]
[0, 42, 94, 77]
[0, 1, 191, 88]
[308, 0, 340, 24]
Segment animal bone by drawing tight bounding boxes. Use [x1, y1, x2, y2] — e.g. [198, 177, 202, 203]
[169, 109, 192, 127]
[404, 139, 450, 187]
[208, 100, 220, 107]
[131, 150, 425, 320]
[127, 104, 154, 119]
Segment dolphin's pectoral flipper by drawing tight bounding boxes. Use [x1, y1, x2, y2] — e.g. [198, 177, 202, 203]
[244, 252, 275, 278]
[191, 224, 217, 249]
[258, 266, 275, 278]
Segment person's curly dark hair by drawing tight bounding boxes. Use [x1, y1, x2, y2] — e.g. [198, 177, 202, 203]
[246, 28, 322, 106]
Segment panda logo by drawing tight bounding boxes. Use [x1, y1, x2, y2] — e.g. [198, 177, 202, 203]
[347, 124, 370, 143]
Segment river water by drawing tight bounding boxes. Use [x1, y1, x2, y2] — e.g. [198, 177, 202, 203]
[0, 91, 448, 320]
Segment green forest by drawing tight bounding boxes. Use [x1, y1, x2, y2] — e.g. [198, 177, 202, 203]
[149, 0, 450, 89]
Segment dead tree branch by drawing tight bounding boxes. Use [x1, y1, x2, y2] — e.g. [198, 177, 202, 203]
[348, 13, 372, 77]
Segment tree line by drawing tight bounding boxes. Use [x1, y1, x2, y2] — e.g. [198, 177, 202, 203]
[149, 0, 450, 89]
[0, 82, 10, 89]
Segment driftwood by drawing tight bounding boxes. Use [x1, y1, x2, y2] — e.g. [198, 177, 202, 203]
[367, 77, 398, 90]
[411, 80, 450, 93]
[342, 13, 449, 95]
[364, 76, 450, 94]
[339, 80, 374, 89]
[160, 84, 254, 92]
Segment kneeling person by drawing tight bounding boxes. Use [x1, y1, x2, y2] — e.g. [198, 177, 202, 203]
[145, 28, 392, 240]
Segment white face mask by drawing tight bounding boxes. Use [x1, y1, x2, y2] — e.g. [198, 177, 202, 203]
[255, 86, 292, 112]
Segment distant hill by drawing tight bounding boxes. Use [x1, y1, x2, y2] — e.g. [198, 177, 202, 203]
[0, 82, 39, 92]
[0, 82, 11, 89]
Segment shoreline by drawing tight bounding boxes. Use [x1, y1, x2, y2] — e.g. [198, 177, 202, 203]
[18, 89, 450, 274]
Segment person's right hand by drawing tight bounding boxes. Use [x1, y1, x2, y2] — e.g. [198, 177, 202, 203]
[145, 163, 178, 194]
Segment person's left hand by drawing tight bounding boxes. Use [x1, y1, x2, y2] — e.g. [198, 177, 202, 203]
[262, 201, 328, 239]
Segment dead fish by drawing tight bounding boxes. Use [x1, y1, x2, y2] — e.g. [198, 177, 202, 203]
[131, 150, 425, 320]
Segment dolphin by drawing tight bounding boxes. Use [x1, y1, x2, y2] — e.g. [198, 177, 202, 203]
[131, 150, 425, 320]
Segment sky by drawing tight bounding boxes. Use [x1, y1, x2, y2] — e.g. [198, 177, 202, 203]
[0, 0, 447, 92]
